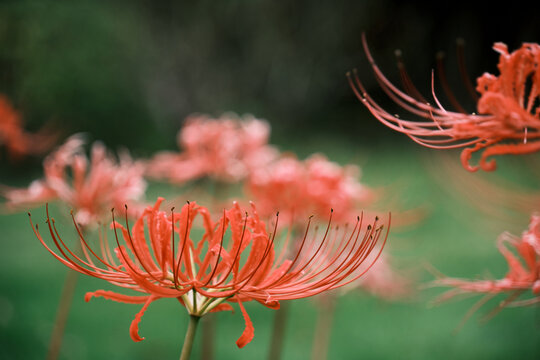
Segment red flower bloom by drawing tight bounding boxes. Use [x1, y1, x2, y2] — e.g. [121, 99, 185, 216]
[432, 214, 540, 321]
[30, 198, 389, 347]
[246, 154, 374, 225]
[349, 35, 540, 172]
[147, 113, 278, 183]
[4, 135, 146, 226]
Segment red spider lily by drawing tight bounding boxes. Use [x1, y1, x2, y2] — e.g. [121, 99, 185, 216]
[29, 197, 389, 347]
[349, 34, 540, 172]
[246, 154, 374, 225]
[432, 214, 540, 324]
[0, 95, 57, 160]
[147, 113, 278, 184]
[4, 135, 146, 226]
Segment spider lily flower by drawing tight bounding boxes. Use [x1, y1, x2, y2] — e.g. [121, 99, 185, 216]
[348, 34, 540, 172]
[4, 135, 146, 226]
[246, 154, 374, 226]
[147, 113, 278, 184]
[0, 95, 57, 160]
[432, 214, 540, 322]
[29, 197, 389, 348]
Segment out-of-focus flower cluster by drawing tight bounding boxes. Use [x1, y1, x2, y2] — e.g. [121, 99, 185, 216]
[147, 113, 278, 184]
[246, 154, 374, 224]
[4, 135, 147, 226]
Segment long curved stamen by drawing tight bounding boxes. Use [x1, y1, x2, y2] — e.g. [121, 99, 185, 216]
[213, 213, 248, 287]
[70, 210, 122, 272]
[436, 52, 467, 113]
[171, 207, 177, 288]
[200, 209, 227, 287]
[229, 213, 280, 292]
[123, 205, 164, 284]
[175, 201, 191, 285]
[111, 209, 147, 278]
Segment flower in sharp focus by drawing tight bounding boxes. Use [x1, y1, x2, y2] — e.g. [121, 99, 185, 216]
[246, 154, 374, 225]
[3, 135, 147, 226]
[29, 197, 389, 347]
[432, 213, 540, 320]
[0, 95, 57, 160]
[348, 34, 540, 172]
[147, 113, 278, 184]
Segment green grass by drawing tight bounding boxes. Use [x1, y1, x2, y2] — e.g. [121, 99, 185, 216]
[1, 143, 539, 359]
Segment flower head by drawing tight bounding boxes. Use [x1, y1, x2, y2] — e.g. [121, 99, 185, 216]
[30, 198, 388, 347]
[0, 95, 57, 160]
[246, 154, 374, 225]
[148, 113, 278, 184]
[4, 135, 147, 226]
[349, 35, 540, 172]
[432, 214, 540, 321]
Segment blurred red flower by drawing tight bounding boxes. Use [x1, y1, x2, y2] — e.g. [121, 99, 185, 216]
[246, 154, 374, 225]
[432, 213, 540, 322]
[0, 95, 57, 160]
[4, 135, 146, 226]
[147, 113, 278, 184]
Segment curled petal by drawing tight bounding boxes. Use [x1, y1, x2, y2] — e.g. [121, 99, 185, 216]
[235, 300, 254, 348]
[256, 298, 280, 310]
[130, 295, 159, 342]
[85, 290, 150, 304]
[209, 303, 234, 313]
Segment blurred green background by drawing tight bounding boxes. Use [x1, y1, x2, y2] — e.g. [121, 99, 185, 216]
[0, 0, 539, 359]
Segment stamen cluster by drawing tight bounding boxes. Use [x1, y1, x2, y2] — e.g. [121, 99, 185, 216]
[30, 198, 388, 347]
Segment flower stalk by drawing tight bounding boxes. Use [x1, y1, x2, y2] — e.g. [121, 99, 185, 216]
[180, 315, 201, 360]
[47, 268, 79, 360]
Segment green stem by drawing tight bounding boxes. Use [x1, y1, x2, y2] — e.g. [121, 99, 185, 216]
[180, 315, 201, 360]
[310, 294, 336, 360]
[267, 301, 290, 360]
[200, 315, 215, 360]
[47, 268, 79, 360]
[47, 234, 85, 360]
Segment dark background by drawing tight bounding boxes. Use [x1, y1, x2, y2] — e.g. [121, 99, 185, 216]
[0, 0, 537, 153]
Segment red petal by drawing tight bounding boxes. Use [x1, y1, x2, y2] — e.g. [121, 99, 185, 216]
[235, 300, 254, 348]
[85, 290, 150, 304]
[130, 295, 158, 342]
[209, 303, 234, 313]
